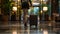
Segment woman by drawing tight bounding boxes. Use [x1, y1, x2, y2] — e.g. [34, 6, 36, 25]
[21, 0, 32, 27]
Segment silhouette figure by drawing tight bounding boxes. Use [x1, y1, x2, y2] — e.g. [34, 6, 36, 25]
[21, 0, 32, 27]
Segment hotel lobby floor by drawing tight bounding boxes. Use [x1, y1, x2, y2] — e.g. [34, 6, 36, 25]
[0, 21, 57, 34]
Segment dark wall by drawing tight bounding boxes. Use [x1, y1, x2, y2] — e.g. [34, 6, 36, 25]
[51, 0, 59, 13]
[51, 0, 59, 20]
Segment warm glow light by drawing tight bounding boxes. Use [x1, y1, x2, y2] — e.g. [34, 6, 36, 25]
[43, 30, 48, 34]
[40, 0, 43, 1]
[12, 31, 17, 34]
[26, 15, 29, 17]
[40, 0, 48, 1]
[13, 7, 17, 11]
[40, 0, 45, 1]
[18, 0, 20, 1]
[32, 3, 40, 6]
[43, 7, 48, 11]
[40, 10, 43, 14]
[18, 6, 20, 8]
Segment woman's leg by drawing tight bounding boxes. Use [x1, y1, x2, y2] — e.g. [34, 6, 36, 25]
[23, 9, 28, 27]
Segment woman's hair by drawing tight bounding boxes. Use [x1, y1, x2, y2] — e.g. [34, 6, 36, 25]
[21, 0, 32, 5]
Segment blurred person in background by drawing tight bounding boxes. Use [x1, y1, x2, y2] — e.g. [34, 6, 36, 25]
[21, 0, 32, 27]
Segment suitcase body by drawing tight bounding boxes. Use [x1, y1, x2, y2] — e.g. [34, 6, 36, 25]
[29, 15, 38, 28]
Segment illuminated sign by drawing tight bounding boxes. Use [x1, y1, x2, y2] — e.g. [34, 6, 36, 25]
[32, 3, 40, 6]
[32, 0, 40, 6]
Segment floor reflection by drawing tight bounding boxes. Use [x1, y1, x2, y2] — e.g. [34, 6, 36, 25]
[12, 30, 17, 34]
[0, 21, 58, 34]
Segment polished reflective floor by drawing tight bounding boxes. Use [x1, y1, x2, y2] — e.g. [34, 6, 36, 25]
[0, 21, 59, 34]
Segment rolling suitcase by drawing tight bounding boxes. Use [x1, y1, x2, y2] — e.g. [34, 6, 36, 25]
[29, 15, 38, 28]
